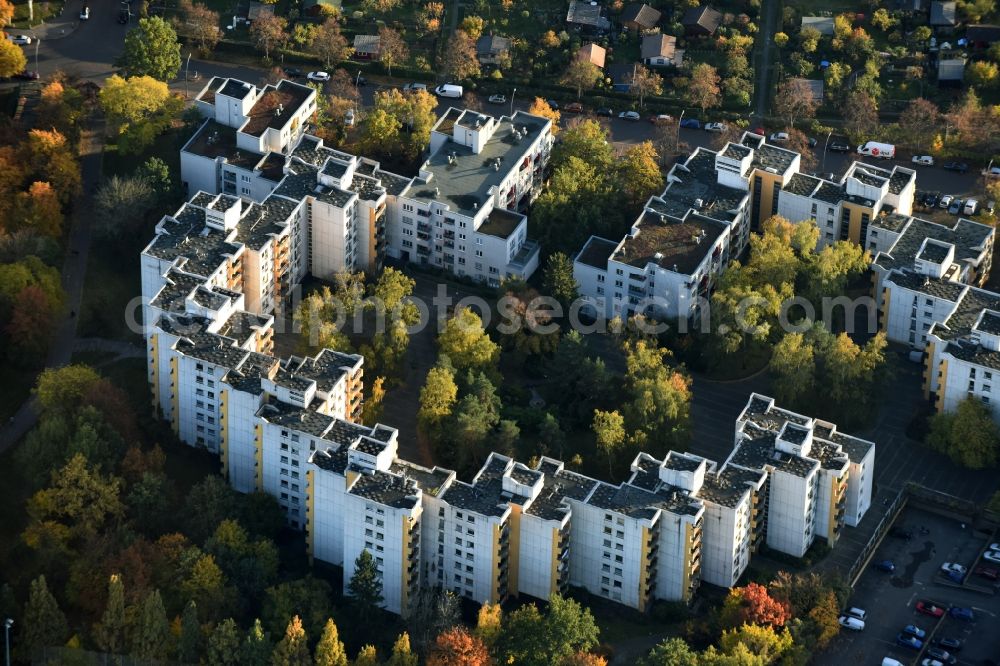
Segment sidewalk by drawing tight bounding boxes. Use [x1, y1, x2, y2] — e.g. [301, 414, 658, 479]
[17, 1, 83, 42]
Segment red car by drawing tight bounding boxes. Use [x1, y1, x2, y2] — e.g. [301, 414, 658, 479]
[564, 102, 583, 113]
[974, 565, 999, 580]
[916, 601, 945, 618]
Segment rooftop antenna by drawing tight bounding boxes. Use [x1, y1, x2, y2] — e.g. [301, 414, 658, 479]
[276, 103, 284, 116]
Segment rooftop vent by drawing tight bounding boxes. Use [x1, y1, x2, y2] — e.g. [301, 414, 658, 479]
[673, 263, 678, 271]
[659, 213, 667, 223]
[693, 198, 704, 209]
[654, 252, 664, 261]
[473, 202, 479, 210]
[275, 103, 284, 116]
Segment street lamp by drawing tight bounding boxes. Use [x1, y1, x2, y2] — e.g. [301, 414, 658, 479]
[355, 70, 362, 88]
[676, 108, 685, 152]
[5, 618, 13, 666]
[33, 38, 39, 73]
[821, 129, 833, 174]
[510, 87, 516, 117]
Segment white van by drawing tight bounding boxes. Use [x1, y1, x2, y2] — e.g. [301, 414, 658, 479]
[883, 658, 904, 666]
[857, 141, 896, 159]
[434, 84, 463, 98]
[845, 607, 867, 621]
[964, 198, 979, 215]
[838, 615, 865, 631]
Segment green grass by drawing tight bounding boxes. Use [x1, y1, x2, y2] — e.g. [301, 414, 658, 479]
[78, 239, 143, 342]
[10, 0, 63, 27]
[102, 126, 183, 179]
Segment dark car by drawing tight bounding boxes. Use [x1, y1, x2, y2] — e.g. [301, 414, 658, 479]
[974, 565, 999, 580]
[875, 559, 895, 573]
[680, 118, 701, 129]
[925, 192, 941, 208]
[564, 102, 583, 113]
[14, 70, 39, 80]
[355, 75, 368, 86]
[897, 634, 923, 650]
[932, 637, 963, 652]
[943, 161, 969, 173]
[829, 138, 851, 152]
[926, 648, 956, 664]
[545, 99, 559, 110]
[595, 107, 613, 117]
[948, 606, 974, 621]
[118, 8, 129, 22]
[890, 526, 914, 540]
[283, 67, 303, 77]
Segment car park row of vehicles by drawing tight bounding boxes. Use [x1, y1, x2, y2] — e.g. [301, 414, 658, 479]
[914, 191, 992, 216]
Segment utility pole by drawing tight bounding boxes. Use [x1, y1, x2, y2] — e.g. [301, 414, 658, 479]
[184, 52, 191, 99]
[34, 38, 39, 73]
[4, 618, 12, 666]
[510, 87, 516, 116]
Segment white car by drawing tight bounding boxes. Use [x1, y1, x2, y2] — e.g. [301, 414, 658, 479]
[845, 607, 867, 621]
[940, 562, 967, 575]
[344, 108, 355, 128]
[939, 194, 954, 209]
[912, 155, 934, 166]
[79, 6, 90, 19]
[984, 166, 1000, 179]
[769, 131, 789, 142]
[618, 111, 640, 121]
[989, 543, 1000, 551]
[983, 550, 1000, 564]
[9, 34, 32, 45]
[964, 199, 979, 215]
[307, 71, 330, 82]
[704, 122, 727, 133]
[488, 94, 506, 104]
[838, 615, 864, 631]
[922, 660, 944, 666]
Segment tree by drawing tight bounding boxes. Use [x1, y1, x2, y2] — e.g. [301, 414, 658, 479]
[94, 174, 156, 240]
[808, 590, 841, 649]
[438, 308, 500, 373]
[241, 619, 272, 666]
[552, 119, 612, 169]
[946, 89, 999, 153]
[94, 574, 127, 654]
[640, 638, 700, 666]
[718, 624, 793, 663]
[459, 15, 485, 40]
[178, 601, 203, 663]
[621, 341, 691, 453]
[250, 13, 288, 60]
[181, 552, 227, 620]
[561, 655, 607, 666]
[418, 363, 458, 432]
[20, 576, 68, 656]
[592, 409, 625, 478]
[25, 453, 124, 544]
[378, 26, 409, 76]
[871, 8, 897, 30]
[273, 616, 310, 666]
[441, 29, 480, 81]
[844, 90, 878, 141]
[22, 129, 81, 203]
[728, 583, 791, 627]
[774, 79, 818, 128]
[13, 181, 62, 237]
[0, 38, 26, 78]
[967, 60, 999, 88]
[686, 63, 721, 113]
[313, 18, 349, 68]
[958, 0, 994, 21]
[206, 618, 241, 665]
[100, 74, 171, 128]
[315, 618, 348, 666]
[475, 603, 502, 650]
[427, 627, 492, 666]
[561, 58, 602, 99]
[118, 17, 182, 80]
[799, 26, 821, 52]
[898, 98, 940, 151]
[33, 364, 101, 415]
[616, 141, 663, 209]
[361, 108, 401, 156]
[770, 333, 815, 406]
[774, 32, 789, 48]
[544, 595, 600, 660]
[386, 632, 418, 666]
[0, 0, 12, 27]
[132, 590, 172, 660]
[407, 588, 461, 652]
[352, 645, 378, 666]
[926, 397, 1000, 469]
[543, 252, 579, 307]
[631, 65, 664, 108]
[348, 549, 384, 623]
[498, 597, 599, 666]
[177, 0, 221, 52]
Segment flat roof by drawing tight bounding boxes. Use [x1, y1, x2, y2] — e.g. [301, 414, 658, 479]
[241, 80, 313, 137]
[478, 207, 524, 239]
[613, 207, 727, 274]
[576, 236, 619, 269]
[183, 120, 260, 169]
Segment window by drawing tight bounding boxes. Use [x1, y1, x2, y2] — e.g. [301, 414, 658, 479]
[475, 250, 483, 257]
[597, 274, 605, 283]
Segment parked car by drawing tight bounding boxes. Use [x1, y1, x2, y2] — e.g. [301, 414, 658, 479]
[434, 84, 463, 98]
[896, 635, 923, 650]
[679, 118, 701, 129]
[941, 562, 967, 575]
[983, 165, 1000, 178]
[80, 6, 90, 19]
[912, 155, 934, 166]
[983, 550, 1000, 564]
[838, 616, 865, 631]
[344, 108, 355, 128]
[948, 606, 974, 621]
[883, 659, 904, 666]
[307, 71, 330, 82]
[932, 637, 963, 652]
[564, 102, 583, 113]
[402, 82, 427, 93]
[283, 67, 303, 77]
[808, 136, 818, 147]
[964, 199, 979, 215]
[988, 543, 1000, 551]
[118, 9, 129, 23]
[769, 131, 789, 143]
[545, 99, 560, 110]
[987, 200, 996, 214]
[829, 138, 851, 152]
[939, 195, 954, 209]
[925, 192, 941, 208]
[704, 122, 727, 133]
[943, 161, 968, 173]
[974, 565, 999, 580]
[921, 659, 944, 666]
[875, 559, 895, 573]
[948, 198, 964, 215]
[354, 75, 367, 86]
[916, 601, 945, 618]
[595, 107, 613, 117]
[487, 94, 507, 104]
[13, 70, 39, 80]
[890, 526, 914, 540]
[902, 624, 926, 639]
[649, 114, 673, 125]
[618, 111, 640, 121]
[8, 34, 31, 45]
[926, 648, 956, 664]
[845, 607, 867, 621]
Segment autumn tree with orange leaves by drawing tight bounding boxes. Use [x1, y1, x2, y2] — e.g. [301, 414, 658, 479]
[720, 582, 791, 629]
[426, 627, 492, 666]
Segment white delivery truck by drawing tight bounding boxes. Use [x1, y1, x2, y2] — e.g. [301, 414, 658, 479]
[857, 141, 896, 159]
[434, 84, 463, 98]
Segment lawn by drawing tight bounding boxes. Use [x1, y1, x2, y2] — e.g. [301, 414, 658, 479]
[10, 0, 63, 27]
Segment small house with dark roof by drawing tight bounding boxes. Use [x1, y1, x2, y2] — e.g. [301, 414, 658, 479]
[930, 0, 957, 26]
[938, 57, 965, 84]
[966, 24, 1000, 47]
[353, 34, 381, 59]
[302, 0, 340, 16]
[800, 16, 835, 35]
[621, 2, 662, 31]
[476, 34, 512, 65]
[576, 42, 607, 68]
[681, 5, 723, 36]
[641, 33, 681, 66]
[567, 0, 611, 31]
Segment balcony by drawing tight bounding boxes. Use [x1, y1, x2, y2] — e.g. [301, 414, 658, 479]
[444, 240, 454, 249]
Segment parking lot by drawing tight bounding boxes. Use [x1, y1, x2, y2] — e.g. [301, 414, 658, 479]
[816, 506, 1000, 666]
